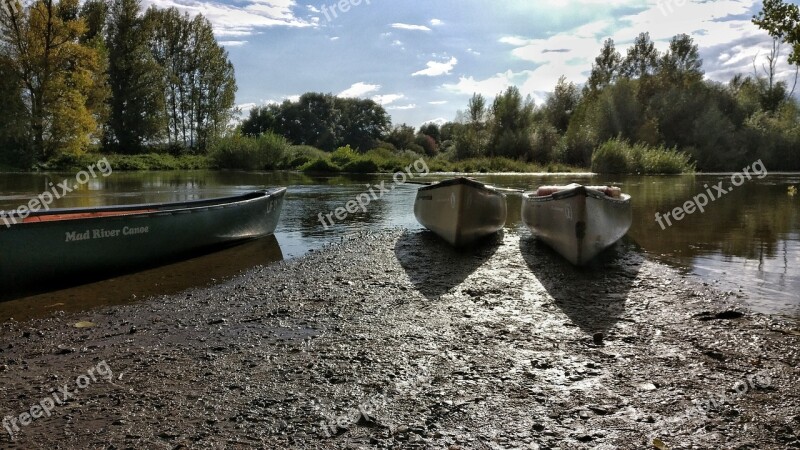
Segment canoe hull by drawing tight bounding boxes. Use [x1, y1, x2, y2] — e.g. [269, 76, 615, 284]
[0, 188, 286, 287]
[521, 186, 631, 265]
[414, 178, 507, 246]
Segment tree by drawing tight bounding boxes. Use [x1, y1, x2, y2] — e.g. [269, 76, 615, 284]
[620, 32, 659, 79]
[240, 93, 389, 151]
[386, 124, 415, 150]
[467, 93, 487, 126]
[489, 86, 534, 158]
[753, 0, 800, 65]
[586, 38, 622, 95]
[0, 0, 102, 160]
[106, 0, 164, 152]
[659, 33, 703, 86]
[419, 122, 441, 143]
[544, 76, 580, 133]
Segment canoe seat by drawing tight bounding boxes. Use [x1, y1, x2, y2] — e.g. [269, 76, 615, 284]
[22, 209, 158, 223]
[535, 185, 622, 198]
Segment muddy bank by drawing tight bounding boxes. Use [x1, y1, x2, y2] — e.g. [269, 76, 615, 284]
[0, 229, 798, 449]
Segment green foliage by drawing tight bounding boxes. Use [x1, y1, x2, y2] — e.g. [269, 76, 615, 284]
[208, 132, 289, 170]
[300, 158, 341, 173]
[107, 0, 165, 152]
[285, 145, 328, 168]
[241, 93, 389, 151]
[753, 0, 800, 65]
[144, 7, 237, 152]
[329, 145, 358, 166]
[43, 152, 209, 171]
[592, 138, 694, 174]
[342, 158, 379, 173]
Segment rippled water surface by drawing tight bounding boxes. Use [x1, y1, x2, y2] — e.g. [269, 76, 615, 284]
[1, 170, 797, 319]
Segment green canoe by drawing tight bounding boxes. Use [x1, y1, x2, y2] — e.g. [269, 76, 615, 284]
[0, 188, 286, 289]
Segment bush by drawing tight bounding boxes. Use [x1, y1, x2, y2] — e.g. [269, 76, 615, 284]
[300, 158, 341, 172]
[285, 145, 328, 168]
[591, 138, 694, 174]
[209, 132, 288, 170]
[591, 138, 630, 173]
[330, 145, 358, 166]
[342, 158, 379, 173]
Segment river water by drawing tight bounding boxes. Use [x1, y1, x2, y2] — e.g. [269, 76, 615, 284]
[1, 170, 798, 320]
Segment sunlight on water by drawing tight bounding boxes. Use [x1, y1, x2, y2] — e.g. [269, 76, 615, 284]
[1, 170, 798, 317]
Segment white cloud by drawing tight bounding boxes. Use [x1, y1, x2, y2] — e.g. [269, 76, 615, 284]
[330, 36, 340, 41]
[466, 48, 481, 56]
[388, 104, 417, 110]
[391, 23, 431, 32]
[307, 4, 320, 13]
[499, 36, 532, 46]
[412, 57, 458, 77]
[443, 70, 546, 103]
[487, 0, 798, 92]
[338, 82, 381, 98]
[428, 100, 448, 105]
[430, 19, 443, 26]
[422, 117, 448, 126]
[373, 94, 405, 105]
[220, 40, 248, 47]
[141, 0, 315, 37]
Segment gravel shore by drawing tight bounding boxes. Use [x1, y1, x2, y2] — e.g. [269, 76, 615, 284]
[0, 229, 798, 449]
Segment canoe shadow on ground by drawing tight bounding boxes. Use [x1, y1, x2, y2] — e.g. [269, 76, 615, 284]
[519, 234, 643, 334]
[395, 230, 503, 301]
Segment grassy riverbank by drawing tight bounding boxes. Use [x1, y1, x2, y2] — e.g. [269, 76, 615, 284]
[6, 136, 694, 175]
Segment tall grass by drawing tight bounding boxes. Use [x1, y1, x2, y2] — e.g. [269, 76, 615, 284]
[591, 138, 694, 174]
[209, 132, 289, 170]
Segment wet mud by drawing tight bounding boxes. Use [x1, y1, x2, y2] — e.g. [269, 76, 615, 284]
[0, 229, 798, 449]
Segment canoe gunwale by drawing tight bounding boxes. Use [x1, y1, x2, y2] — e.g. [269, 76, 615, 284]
[523, 186, 630, 204]
[417, 177, 503, 196]
[2, 188, 287, 229]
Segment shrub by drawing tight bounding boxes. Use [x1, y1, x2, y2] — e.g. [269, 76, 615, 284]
[330, 145, 358, 166]
[300, 158, 341, 172]
[342, 158, 379, 173]
[591, 138, 630, 173]
[285, 145, 328, 168]
[209, 132, 288, 170]
[591, 138, 694, 174]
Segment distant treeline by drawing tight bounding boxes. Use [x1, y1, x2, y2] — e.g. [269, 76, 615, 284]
[237, 2, 800, 173]
[0, 0, 236, 168]
[2, 0, 798, 174]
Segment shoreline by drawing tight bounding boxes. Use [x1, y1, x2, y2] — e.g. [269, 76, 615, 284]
[0, 230, 798, 449]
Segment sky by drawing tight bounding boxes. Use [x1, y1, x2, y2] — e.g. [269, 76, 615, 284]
[143, 0, 800, 128]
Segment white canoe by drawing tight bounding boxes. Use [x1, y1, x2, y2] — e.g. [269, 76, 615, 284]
[414, 177, 507, 247]
[521, 183, 632, 265]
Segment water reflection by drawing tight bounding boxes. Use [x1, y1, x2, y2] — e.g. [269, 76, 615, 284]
[0, 235, 283, 322]
[1, 170, 798, 317]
